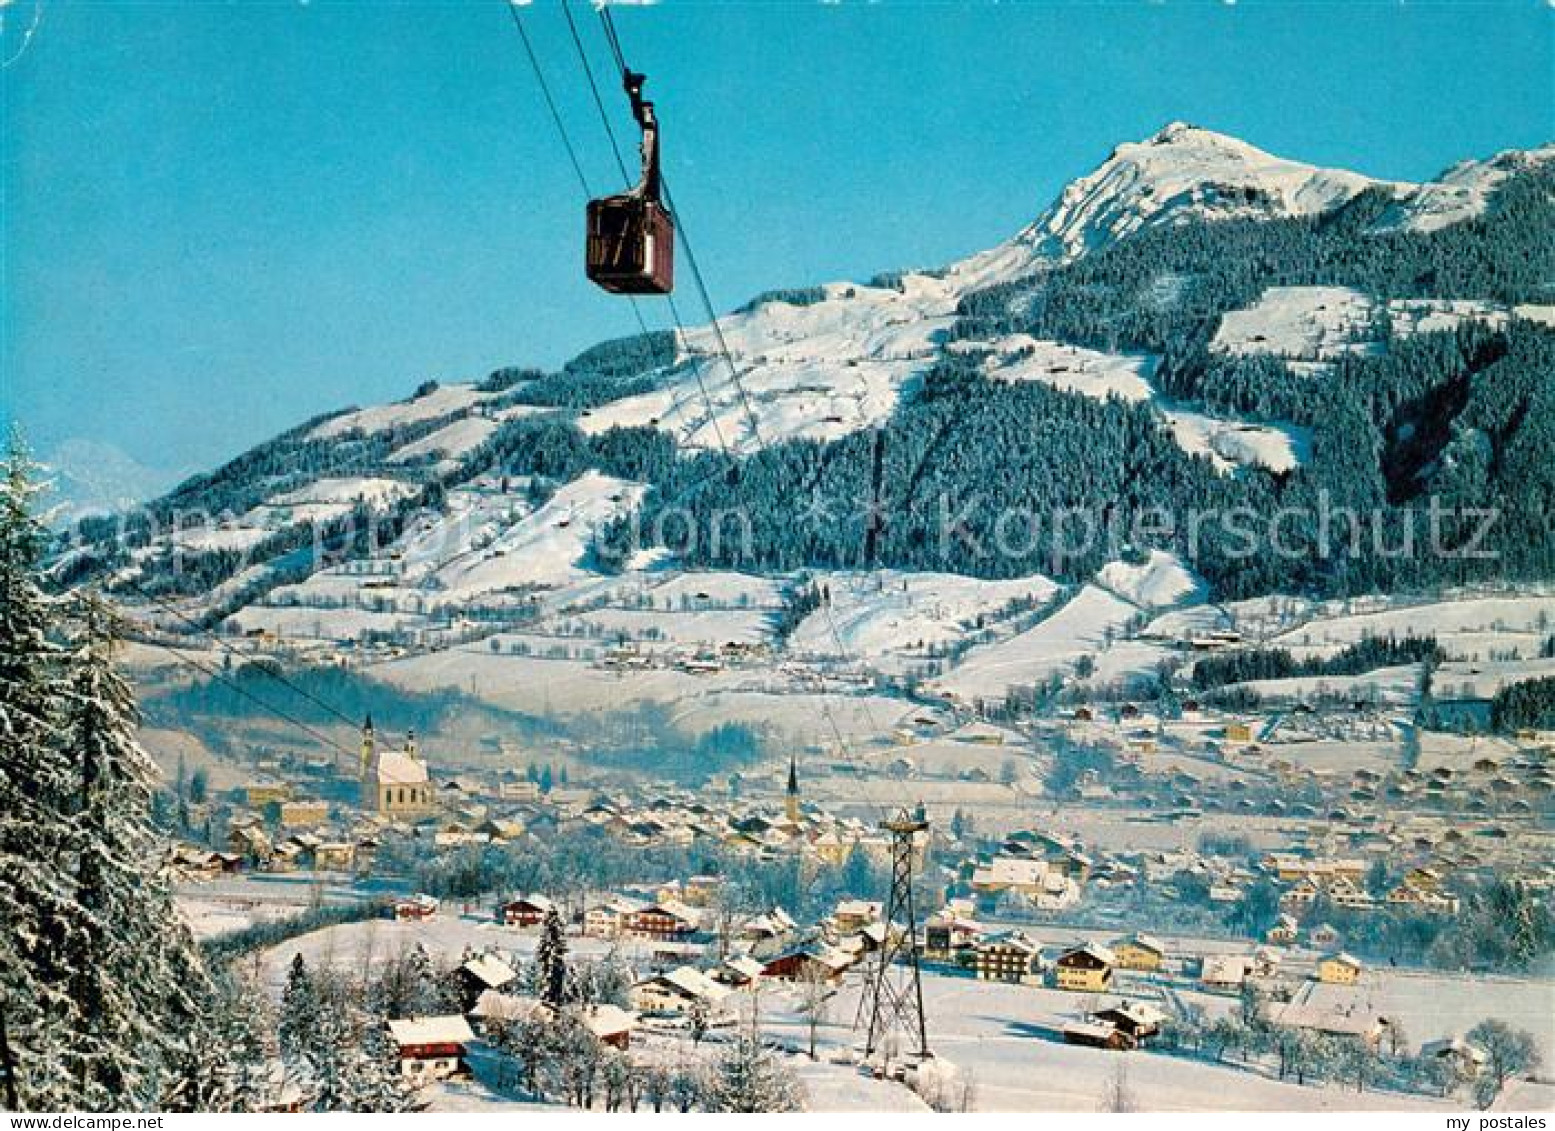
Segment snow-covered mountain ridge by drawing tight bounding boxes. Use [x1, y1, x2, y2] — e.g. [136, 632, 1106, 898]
[77, 123, 1554, 632]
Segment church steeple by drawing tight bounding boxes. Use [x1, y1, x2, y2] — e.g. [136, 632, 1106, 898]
[785, 754, 800, 823]
[360, 715, 375, 780]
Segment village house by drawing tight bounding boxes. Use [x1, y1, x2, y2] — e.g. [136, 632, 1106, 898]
[830, 899, 884, 935]
[311, 841, 356, 872]
[241, 782, 293, 807]
[393, 894, 439, 922]
[1309, 922, 1343, 949]
[761, 945, 854, 985]
[1110, 932, 1166, 972]
[227, 822, 272, 866]
[1262, 1001, 1388, 1049]
[1092, 1001, 1168, 1043]
[585, 896, 643, 940]
[1386, 883, 1461, 915]
[972, 932, 1044, 985]
[712, 955, 766, 989]
[923, 913, 983, 960]
[1053, 943, 1115, 993]
[500, 894, 555, 929]
[629, 966, 727, 1016]
[578, 1004, 638, 1050]
[681, 875, 723, 906]
[452, 953, 519, 1013]
[1264, 853, 1367, 885]
[386, 1016, 475, 1082]
[736, 906, 797, 948]
[1316, 952, 1364, 985]
[278, 799, 330, 828]
[1200, 954, 1258, 989]
[468, 991, 551, 1035]
[1062, 1020, 1135, 1051]
[1266, 914, 1300, 946]
[622, 900, 701, 941]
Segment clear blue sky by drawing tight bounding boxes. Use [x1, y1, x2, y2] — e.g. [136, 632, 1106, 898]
[3, 0, 1551, 484]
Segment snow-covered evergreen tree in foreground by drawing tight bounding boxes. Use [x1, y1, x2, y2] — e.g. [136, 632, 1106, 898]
[0, 434, 229, 1111]
[706, 1031, 802, 1113]
[0, 431, 78, 1110]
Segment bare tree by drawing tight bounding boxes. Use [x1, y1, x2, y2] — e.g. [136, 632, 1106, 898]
[797, 966, 833, 1060]
[1100, 1063, 1136, 1113]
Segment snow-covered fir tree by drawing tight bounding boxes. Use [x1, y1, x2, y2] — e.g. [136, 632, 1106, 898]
[278, 954, 321, 1064]
[0, 432, 78, 1111]
[61, 594, 223, 1109]
[705, 1031, 802, 1113]
[0, 437, 234, 1112]
[536, 905, 569, 1007]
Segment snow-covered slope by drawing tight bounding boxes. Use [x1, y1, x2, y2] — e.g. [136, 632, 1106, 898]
[1375, 143, 1555, 234]
[580, 276, 957, 454]
[431, 471, 646, 597]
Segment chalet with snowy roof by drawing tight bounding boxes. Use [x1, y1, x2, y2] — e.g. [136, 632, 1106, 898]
[453, 953, 518, 1012]
[227, 823, 272, 864]
[387, 1015, 475, 1081]
[500, 894, 555, 928]
[629, 966, 728, 1015]
[585, 896, 644, 939]
[1261, 1001, 1387, 1047]
[1385, 883, 1460, 915]
[622, 900, 701, 941]
[761, 945, 853, 984]
[1062, 1020, 1135, 1050]
[393, 893, 440, 922]
[923, 913, 983, 960]
[468, 990, 551, 1032]
[1316, 952, 1363, 984]
[311, 842, 356, 872]
[712, 955, 767, 988]
[1110, 932, 1166, 972]
[1053, 943, 1115, 992]
[830, 899, 884, 934]
[737, 906, 797, 947]
[972, 932, 1044, 984]
[1092, 1001, 1167, 1042]
[1266, 914, 1299, 945]
[578, 1004, 638, 1050]
[970, 855, 1079, 909]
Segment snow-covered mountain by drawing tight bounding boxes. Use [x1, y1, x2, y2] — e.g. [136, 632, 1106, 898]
[950, 122, 1396, 288]
[82, 123, 1553, 641]
[266, 124, 1548, 467]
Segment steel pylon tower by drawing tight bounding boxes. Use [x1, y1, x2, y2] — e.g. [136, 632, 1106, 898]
[861, 808, 931, 1061]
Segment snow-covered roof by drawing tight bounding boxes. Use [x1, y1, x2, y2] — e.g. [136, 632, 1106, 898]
[461, 953, 518, 990]
[580, 1005, 638, 1038]
[723, 955, 766, 979]
[374, 750, 429, 786]
[469, 991, 549, 1024]
[387, 1015, 475, 1049]
[1114, 932, 1165, 955]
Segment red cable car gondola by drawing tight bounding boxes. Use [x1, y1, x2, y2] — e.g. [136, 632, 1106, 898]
[586, 70, 674, 295]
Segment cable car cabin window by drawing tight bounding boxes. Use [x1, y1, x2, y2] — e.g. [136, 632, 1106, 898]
[586, 195, 674, 295]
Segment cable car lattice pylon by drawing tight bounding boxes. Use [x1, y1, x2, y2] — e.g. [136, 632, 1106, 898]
[862, 808, 931, 1062]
